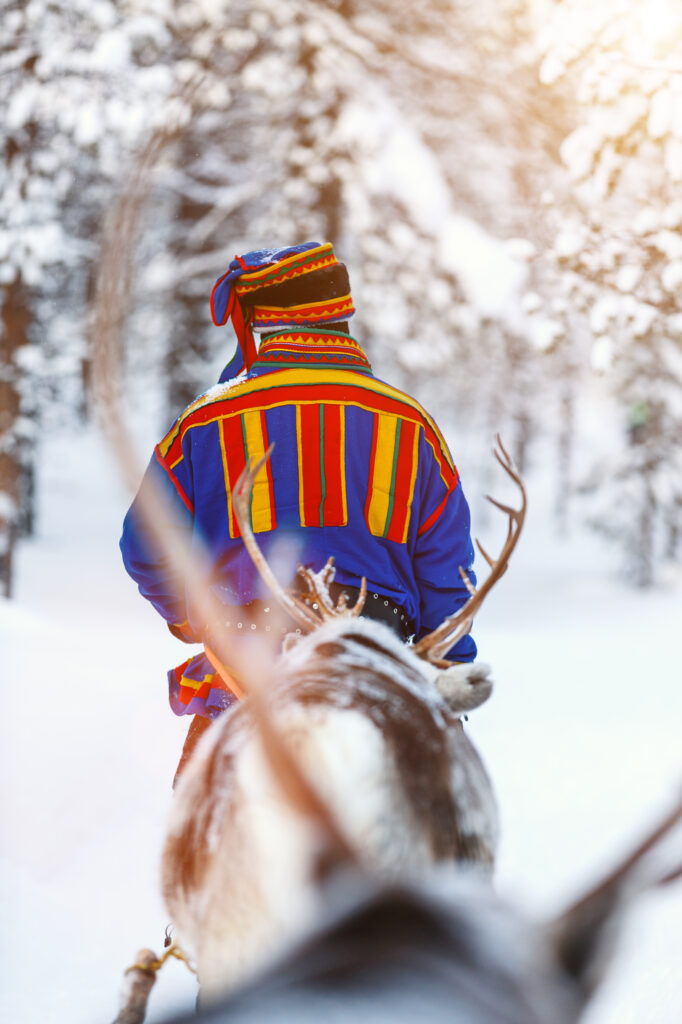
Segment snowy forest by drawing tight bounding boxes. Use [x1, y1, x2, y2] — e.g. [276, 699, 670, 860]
[2, 0, 682, 593]
[2, 2, 682, 1023]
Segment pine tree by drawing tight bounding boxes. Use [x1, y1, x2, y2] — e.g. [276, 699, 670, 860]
[0, 0, 190, 589]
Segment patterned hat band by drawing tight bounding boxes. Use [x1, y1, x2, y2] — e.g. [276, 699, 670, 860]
[234, 242, 337, 297]
[250, 293, 355, 332]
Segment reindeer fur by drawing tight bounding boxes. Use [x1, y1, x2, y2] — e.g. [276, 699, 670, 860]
[162, 616, 498, 1000]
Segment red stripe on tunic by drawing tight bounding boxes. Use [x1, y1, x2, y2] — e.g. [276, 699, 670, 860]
[221, 416, 247, 537]
[417, 482, 457, 536]
[154, 446, 194, 513]
[321, 405, 346, 525]
[298, 404, 323, 526]
[386, 419, 419, 543]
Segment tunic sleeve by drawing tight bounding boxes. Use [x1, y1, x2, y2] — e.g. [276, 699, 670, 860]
[412, 435, 476, 662]
[119, 440, 194, 628]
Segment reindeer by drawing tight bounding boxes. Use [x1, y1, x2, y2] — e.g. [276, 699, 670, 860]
[160, 440, 526, 1001]
[157, 792, 682, 1024]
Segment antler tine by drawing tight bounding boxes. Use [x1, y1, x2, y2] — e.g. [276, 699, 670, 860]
[296, 561, 340, 620]
[494, 432, 511, 460]
[494, 433, 526, 497]
[487, 495, 519, 517]
[296, 558, 368, 619]
[551, 789, 682, 988]
[413, 437, 526, 664]
[475, 539, 496, 570]
[331, 575, 367, 617]
[234, 454, 368, 629]
[319, 559, 336, 588]
[459, 566, 477, 597]
[232, 447, 320, 632]
[351, 576, 368, 616]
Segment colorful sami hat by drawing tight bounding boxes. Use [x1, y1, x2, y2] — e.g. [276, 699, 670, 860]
[210, 242, 355, 372]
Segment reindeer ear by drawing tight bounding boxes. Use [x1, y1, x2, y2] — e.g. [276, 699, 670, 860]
[435, 663, 493, 714]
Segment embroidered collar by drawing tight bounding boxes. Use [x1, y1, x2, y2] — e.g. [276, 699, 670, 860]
[251, 328, 372, 374]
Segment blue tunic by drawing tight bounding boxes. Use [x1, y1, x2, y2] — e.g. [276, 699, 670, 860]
[121, 329, 476, 717]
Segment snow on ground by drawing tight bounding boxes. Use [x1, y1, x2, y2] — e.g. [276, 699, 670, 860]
[1, 424, 680, 1024]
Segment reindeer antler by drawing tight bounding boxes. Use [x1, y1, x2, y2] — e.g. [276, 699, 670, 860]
[232, 446, 366, 632]
[551, 788, 682, 992]
[414, 435, 526, 664]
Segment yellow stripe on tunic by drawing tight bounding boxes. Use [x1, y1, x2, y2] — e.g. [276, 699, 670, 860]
[241, 410, 274, 533]
[367, 414, 398, 537]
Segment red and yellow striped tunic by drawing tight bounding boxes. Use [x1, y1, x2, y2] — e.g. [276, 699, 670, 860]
[121, 329, 476, 717]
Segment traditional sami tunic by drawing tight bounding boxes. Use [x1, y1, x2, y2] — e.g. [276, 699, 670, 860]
[120, 328, 476, 718]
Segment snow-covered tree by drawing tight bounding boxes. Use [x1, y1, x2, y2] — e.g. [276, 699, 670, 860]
[0, 0, 184, 593]
[530, 0, 682, 583]
[135, 0, 562, 441]
[0, 0, 249, 592]
[2, 0, 571, 593]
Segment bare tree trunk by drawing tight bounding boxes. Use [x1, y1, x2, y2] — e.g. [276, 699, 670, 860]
[504, 330, 534, 477]
[0, 278, 31, 597]
[555, 375, 574, 535]
[664, 497, 681, 561]
[513, 406, 532, 476]
[165, 141, 215, 416]
[634, 473, 655, 588]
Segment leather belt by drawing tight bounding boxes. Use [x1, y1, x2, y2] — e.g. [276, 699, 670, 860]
[329, 584, 412, 640]
[219, 584, 412, 641]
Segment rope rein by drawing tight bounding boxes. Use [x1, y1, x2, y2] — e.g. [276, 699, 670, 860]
[125, 940, 197, 978]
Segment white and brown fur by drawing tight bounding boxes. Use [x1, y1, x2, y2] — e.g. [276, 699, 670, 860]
[162, 615, 498, 1000]
[161, 795, 682, 1024]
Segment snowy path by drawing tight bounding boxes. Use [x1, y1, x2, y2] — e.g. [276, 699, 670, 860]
[1, 427, 680, 1024]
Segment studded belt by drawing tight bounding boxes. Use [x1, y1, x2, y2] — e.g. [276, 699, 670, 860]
[219, 583, 412, 642]
[329, 584, 412, 640]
